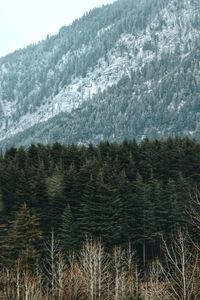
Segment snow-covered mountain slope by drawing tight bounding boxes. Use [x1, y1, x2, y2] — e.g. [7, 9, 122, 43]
[0, 0, 200, 149]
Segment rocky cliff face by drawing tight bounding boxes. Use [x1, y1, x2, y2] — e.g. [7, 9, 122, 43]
[0, 0, 199, 149]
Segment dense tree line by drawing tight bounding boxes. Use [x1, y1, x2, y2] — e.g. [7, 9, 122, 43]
[0, 138, 199, 268]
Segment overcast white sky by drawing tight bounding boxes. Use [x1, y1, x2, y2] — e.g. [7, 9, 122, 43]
[0, 0, 115, 58]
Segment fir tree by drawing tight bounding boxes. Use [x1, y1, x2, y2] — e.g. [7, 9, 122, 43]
[47, 167, 64, 231]
[0, 223, 9, 266]
[58, 204, 75, 251]
[8, 203, 42, 268]
[29, 164, 49, 234]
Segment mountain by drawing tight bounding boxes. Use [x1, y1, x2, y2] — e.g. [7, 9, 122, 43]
[0, 0, 200, 149]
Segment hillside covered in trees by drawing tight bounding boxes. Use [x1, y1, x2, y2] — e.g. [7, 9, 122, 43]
[0, 0, 200, 149]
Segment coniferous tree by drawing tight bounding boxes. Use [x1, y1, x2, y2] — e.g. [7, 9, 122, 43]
[175, 174, 190, 226]
[130, 174, 155, 265]
[15, 147, 28, 170]
[28, 144, 39, 167]
[160, 179, 178, 234]
[7, 203, 42, 268]
[0, 223, 9, 266]
[15, 169, 30, 210]
[78, 174, 98, 240]
[0, 163, 16, 218]
[47, 167, 64, 231]
[63, 163, 79, 216]
[58, 204, 75, 251]
[117, 170, 137, 244]
[145, 172, 161, 257]
[29, 164, 49, 234]
[79, 171, 122, 247]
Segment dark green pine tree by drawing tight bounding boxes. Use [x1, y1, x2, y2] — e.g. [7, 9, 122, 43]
[0, 163, 16, 218]
[4, 147, 17, 162]
[79, 171, 122, 247]
[138, 139, 153, 181]
[174, 174, 190, 227]
[63, 163, 79, 217]
[78, 174, 97, 241]
[14, 146, 28, 170]
[50, 142, 63, 166]
[145, 172, 163, 232]
[28, 144, 39, 167]
[58, 204, 75, 251]
[65, 159, 99, 225]
[8, 203, 42, 269]
[29, 164, 50, 234]
[14, 169, 30, 211]
[131, 174, 155, 266]
[160, 179, 178, 235]
[145, 172, 161, 258]
[0, 223, 9, 266]
[116, 170, 137, 244]
[47, 167, 65, 231]
[0, 191, 9, 265]
[97, 170, 122, 246]
[162, 174, 190, 234]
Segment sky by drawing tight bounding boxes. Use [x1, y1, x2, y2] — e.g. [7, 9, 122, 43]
[0, 0, 115, 58]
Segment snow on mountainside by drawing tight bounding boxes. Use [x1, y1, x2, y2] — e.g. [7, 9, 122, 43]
[0, 0, 200, 148]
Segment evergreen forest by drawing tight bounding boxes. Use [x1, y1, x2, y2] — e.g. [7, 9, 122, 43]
[0, 138, 200, 299]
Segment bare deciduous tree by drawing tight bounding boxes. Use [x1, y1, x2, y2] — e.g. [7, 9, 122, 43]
[188, 188, 200, 234]
[142, 258, 168, 300]
[64, 255, 87, 300]
[112, 244, 140, 300]
[79, 239, 111, 300]
[160, 229, 199, 300]
[44, 230, 63, 299]
[0, 264, 43, 300]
